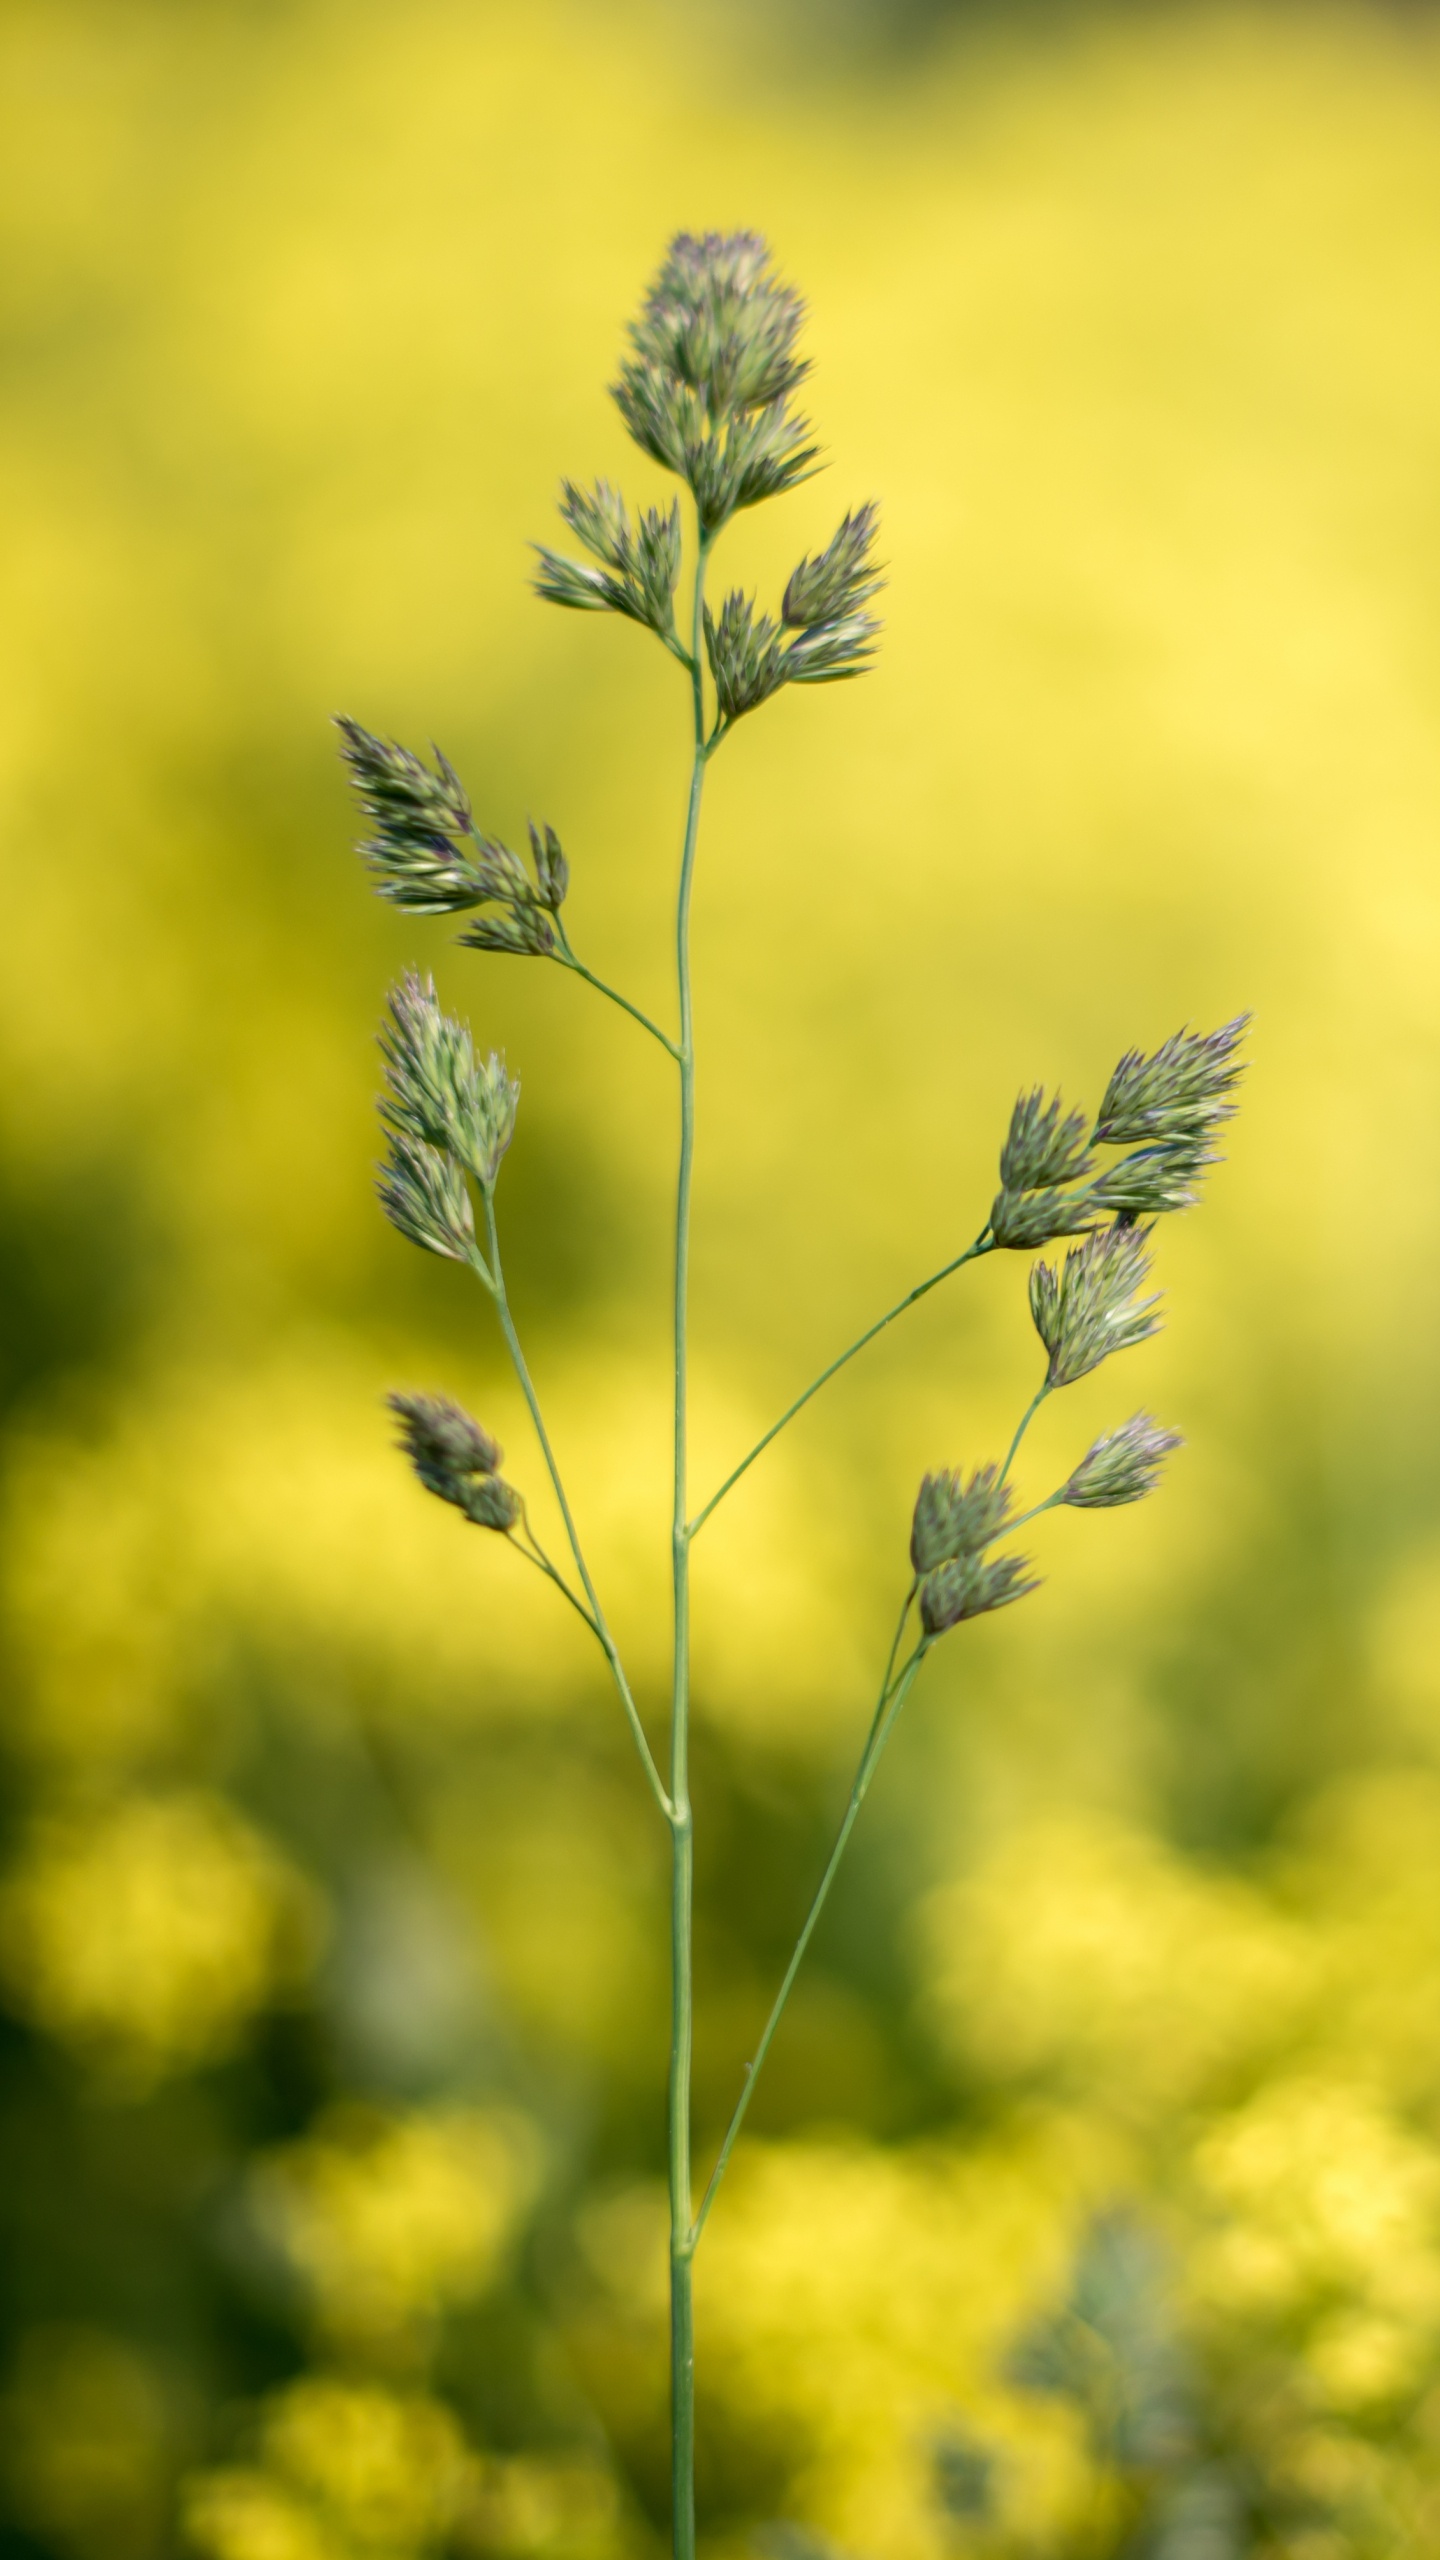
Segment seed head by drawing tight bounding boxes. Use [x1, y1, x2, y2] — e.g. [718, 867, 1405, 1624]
[910, 1467, 1012, 1575]
[1000, 1089, 1095, 1193]
[533, 481, 682, 643]
[628, 230, 809, 421]
[919, 1550, 1040, 1636]
[457, 904, 555, 957]
[379, 971, 518, 1192]
[613, 233, 818, 535]
[1086, 1134, 1215, 1221]
[1095, 1017, 1249, 1147]
[527, 820, 569, 913]
[376, 1129, 475, 1261]
[387, 1391, 522, 1531]
[777, 508, 885, 685]
[990, 1186, 1100, 1252]
[704, 590, 785, 722]
[337, 717, 491, 915]
[782, 614, 881, 687]
[1029, 1224, 1162, 1390]
[783, 505, 884, 629]
[1063, 1413, 1182, 1509]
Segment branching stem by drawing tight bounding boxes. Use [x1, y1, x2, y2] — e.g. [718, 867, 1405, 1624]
[511, 1508, 603, 1637]
[1000, 1378, 1051, 1487]
[688, 1234, 994, 1538]
[476, 1200, 672, 1820]
[552, 934, 682, 1060]
[691, 1623, 931, 2245]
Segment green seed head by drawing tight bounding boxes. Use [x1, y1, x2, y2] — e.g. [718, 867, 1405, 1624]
[337, 716, 490, 915]
[387, 1392, 521, 1531]
[990, 1186, 1100, 1252]
[1028, 1223, 1162, 1390]
[910, 1466, 1013, 1575]
[1000, 1088, 1095, 1193]
[704, 590, 785, 721]
[379, 972, 518, 1193]
[612, 232, 819, 535]
[376, 1129, 475, 1262]
[919, 1550, 1040, 1636]
[1062, 1412, 1183, 1509]
[1095, 1017, 1249, 1148]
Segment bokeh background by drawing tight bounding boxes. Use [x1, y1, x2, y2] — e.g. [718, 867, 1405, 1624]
[4, 1, 1440, 2554]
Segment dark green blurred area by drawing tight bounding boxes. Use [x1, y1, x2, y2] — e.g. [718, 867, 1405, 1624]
[3, 3, 1440, 2557]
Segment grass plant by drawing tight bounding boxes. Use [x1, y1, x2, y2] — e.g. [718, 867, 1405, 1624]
[337, 231, 1246, 2559]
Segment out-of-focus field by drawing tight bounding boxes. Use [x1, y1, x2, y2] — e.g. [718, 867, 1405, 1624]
[3, 2, 1440, 2554]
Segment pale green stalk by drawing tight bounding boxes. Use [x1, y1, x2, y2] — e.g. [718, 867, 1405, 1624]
[1000, 1379, 1051, 1486]
[476, 1198, 671, 1820]
[688, 1234, 994, 1538]
[691, 1630, 930, 2244]
[668, 521, 711, 2560]
[552, 929, 682, 1060]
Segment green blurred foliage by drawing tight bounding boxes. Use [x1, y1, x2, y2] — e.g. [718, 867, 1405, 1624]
[4, 1, 1440, 2555]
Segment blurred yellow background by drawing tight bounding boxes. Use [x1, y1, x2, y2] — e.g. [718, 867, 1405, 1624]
[4, 1, 1440, 2553]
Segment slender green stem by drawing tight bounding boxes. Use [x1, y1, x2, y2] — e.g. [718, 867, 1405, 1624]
[1005, 1488, 1066, 1537]
[477, 1199, 672, 1821]
[688, 1235, 994, 1538]
[511, 1511, 602, 1638]
[669, 524, 711, 2560]
[691, 1632, 931, 2246]
[552, 940, 682, 1061]
[999, 1378, 1051, 1487]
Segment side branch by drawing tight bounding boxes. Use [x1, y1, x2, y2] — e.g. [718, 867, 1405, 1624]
[690, 1627, 931, 2245]
[553, 931, 682, 1061]
[688, 1232, 994, 1538]
[478, 1197, 672, 1819]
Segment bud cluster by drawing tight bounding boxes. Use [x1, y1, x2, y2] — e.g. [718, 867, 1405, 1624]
[613, 231, 817, 537]
[388, 1392, 522, 1531]
[338, 717, 570, 955]
[703, 504, 884, 725]
[1062, 1413, 1182, 1509]
[376, 971, 517, 1259]
[336, 718, 481, 914]
[533, 480, 682, 645]
[988, 1018, 1248, 1251]
[909, 1465, 1039, 1638]
[1029, 1223, 1162, 1389]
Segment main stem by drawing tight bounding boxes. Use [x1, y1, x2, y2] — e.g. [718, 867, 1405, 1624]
[670, 528, 710, 2560]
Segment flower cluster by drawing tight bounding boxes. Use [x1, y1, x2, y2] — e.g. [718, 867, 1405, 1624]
[1062, 1413, 1182, 1509]
[613, 230, 817, 536]
[909, 1024, 1239, 1640]
[336, 719, 568, 953]
[1029, 1223, 1162, 1390]
[375, 971, 517, 1262]
[532, 235, 884, 724]
[387, 1393, 521, 1533]
[533, 480, 682, 646]
[988, 1017, 1249, 1251]
[912, 1467, 1040, 1637]
[704, 503, 883, 724]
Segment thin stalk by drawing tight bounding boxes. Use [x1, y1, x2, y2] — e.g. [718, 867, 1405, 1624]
[999, 1378, 1051, 1487]
[511, 1511, 603, 1638]
[1005, 1488, 1066, 1537]
[691, 1635, 930, 2245]
[668, 522, 711, 2560]
[688, 1234, 994, 1538]
[478, 1199, 672, 1820]
[552, 938, 682, 1061]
